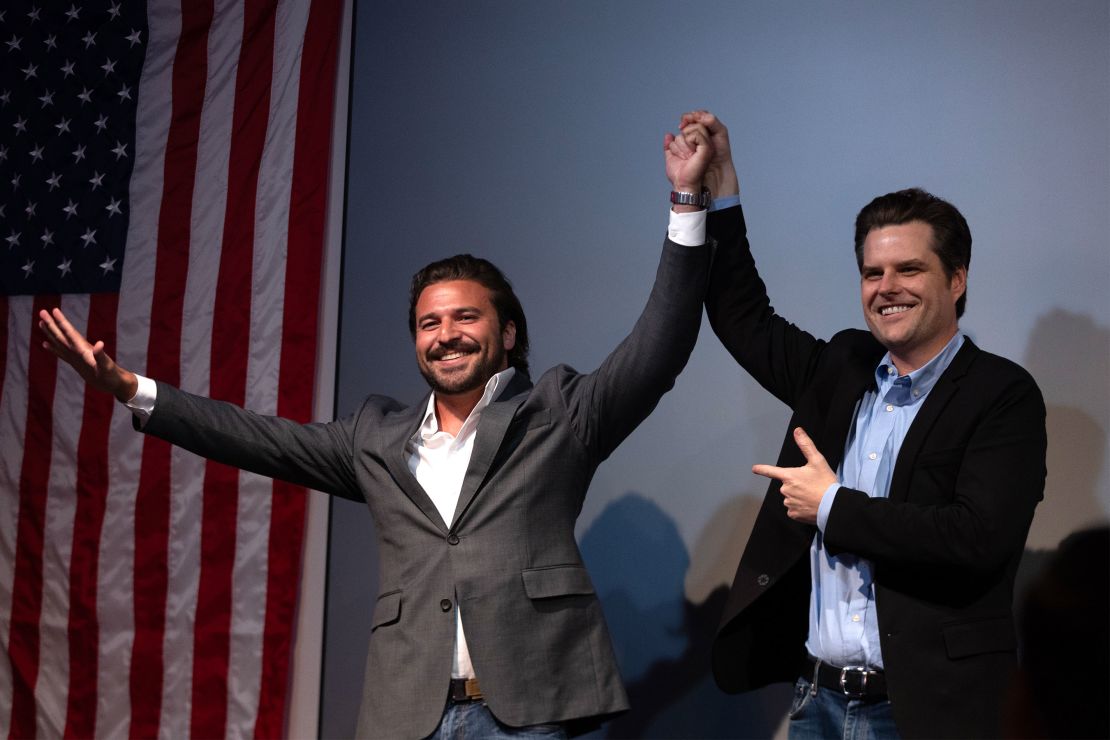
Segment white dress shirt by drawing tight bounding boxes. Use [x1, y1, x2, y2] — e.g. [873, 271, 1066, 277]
[407, 367, 515, 678]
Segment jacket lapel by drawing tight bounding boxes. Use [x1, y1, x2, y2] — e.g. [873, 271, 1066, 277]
[819, 345, 883, 472]
[379, 394, 451, 533]
[889, 338, 979, 501]
[450, 371, 532, 528]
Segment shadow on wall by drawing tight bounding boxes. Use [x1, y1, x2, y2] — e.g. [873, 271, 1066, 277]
[1019, 308, 1110, 548]
[995, 308, 1110, 623]
[1007, 525, 1110, 739]
[580, 493, 791, 739]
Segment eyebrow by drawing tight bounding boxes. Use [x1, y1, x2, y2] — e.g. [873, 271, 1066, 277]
[861, 258, 928, 272]
[416, 305, 484, 323]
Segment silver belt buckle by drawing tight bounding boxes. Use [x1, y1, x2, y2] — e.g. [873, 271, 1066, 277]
[839, 665, 870, 697]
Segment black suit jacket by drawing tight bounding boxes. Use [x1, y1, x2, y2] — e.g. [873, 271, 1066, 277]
[139, 239, 710, 738]
[705, 205, 1046, 738]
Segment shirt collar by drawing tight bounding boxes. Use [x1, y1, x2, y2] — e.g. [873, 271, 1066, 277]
[416, 366, 517, 439]
[875, 331, 964, 405]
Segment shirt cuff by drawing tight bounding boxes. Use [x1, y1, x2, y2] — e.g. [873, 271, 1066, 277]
[667, 208, 706, 247]
[816, 483, 840, 532]
[710, 194, 741, 212]
[125, 374, 158, 425]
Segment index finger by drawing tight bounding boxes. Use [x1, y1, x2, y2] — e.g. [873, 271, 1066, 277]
[39, 307, 87, 350]
[38, 307, 65, 340]
[752, 463, 788, 481]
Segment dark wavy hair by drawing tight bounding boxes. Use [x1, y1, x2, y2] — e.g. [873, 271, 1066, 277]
[408, 254, 530, 375]
[854, 188, 972, 317]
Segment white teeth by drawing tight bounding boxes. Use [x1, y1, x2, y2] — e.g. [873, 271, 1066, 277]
[880, 305, 911, 316]
[439, 351, 467, 361]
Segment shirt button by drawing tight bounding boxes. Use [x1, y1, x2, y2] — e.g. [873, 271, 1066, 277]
[440, 598, 452, 612]
[912, 389, 921, 397]
[885, 404, 894, 412]
[868, 452, 877, 460]
[447, 534, 460, 545]
[852, 614, 861, 622]
[757, 574, 770, 587]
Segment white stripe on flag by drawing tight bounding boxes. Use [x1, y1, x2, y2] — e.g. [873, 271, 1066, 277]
[225, 0, 312, 727]
[0, 296, 34, 739]
[155, 0, 241, 733]
[34, 294, 89, 738]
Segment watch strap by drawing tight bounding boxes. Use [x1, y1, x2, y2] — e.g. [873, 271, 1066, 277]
[670, 188, 712, 208]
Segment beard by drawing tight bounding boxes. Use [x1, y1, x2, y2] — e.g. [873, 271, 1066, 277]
[418, 340, 507, 396]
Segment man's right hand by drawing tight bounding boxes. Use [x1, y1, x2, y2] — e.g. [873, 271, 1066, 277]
[38, 308, 138, 403]
[679, 110, 739, 200]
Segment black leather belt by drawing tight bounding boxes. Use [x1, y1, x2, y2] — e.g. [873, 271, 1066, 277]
[803, 655, 887, 700]
[449, 677, 483, 702]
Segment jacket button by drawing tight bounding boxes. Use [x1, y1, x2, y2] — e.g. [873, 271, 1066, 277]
[447, 534, 459, 545]
[757, 574, 770, 587]
[440, 598, 452, 612]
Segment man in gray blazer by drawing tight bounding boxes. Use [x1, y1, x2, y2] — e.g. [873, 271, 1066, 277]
[39, 122, 715, 738]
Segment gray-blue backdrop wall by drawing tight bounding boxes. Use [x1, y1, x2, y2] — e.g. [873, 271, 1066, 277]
[323, 2, 1109, 736]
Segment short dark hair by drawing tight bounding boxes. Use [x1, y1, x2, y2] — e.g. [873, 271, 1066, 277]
[408, 254, 530, 375]
[854, 188, 972, 317]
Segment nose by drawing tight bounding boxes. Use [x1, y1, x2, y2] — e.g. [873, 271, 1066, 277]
[877, 270, 899, 294]
[437, 319, 461, 343]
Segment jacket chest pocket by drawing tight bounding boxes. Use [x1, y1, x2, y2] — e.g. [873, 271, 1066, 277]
[908, 446, 965, 503]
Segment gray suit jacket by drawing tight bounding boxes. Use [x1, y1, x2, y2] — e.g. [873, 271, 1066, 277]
[139, 239, 710, 738]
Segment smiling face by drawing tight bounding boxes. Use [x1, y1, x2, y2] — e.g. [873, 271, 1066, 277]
[860, 220, 966, 374]
[413, 279, 516, 396]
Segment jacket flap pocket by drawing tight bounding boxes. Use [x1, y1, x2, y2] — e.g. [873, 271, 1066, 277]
[521, 565, 595, 599]
[942, 616, 1016, 659]
[371, 589, 402, 630]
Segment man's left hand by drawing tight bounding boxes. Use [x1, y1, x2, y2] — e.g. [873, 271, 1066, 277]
[752, 427, 836, 524]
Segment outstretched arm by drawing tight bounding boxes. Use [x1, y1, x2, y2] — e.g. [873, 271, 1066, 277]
[38, 307, 138, 402]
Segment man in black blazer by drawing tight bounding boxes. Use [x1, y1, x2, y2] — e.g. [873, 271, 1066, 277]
[682, 111, 1046, 738]
[38, 124, 716, 738]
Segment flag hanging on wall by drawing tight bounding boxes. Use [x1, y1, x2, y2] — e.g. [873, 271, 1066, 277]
[0, 0, 343, 736]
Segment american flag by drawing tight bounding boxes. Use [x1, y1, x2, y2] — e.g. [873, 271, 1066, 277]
[0, 0, 343, 736]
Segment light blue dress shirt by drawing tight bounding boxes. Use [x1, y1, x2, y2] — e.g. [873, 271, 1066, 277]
[805, 331, 965, 668]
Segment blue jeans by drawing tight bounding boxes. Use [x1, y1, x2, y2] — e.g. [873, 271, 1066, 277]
[426, 699, 567, 740]
[787, 676, 899, 740]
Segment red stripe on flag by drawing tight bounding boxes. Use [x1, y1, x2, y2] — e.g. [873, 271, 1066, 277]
[255, 0, 344, 733]
[7, 295, 60, 740]
[0, 299, 8, 407]
[130, 2, 215, 736]
[190, 0, 277, 734]
[62, 293, 119, 739]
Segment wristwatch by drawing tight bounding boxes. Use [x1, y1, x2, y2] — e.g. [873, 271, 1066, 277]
[670, 187, 712, 209]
